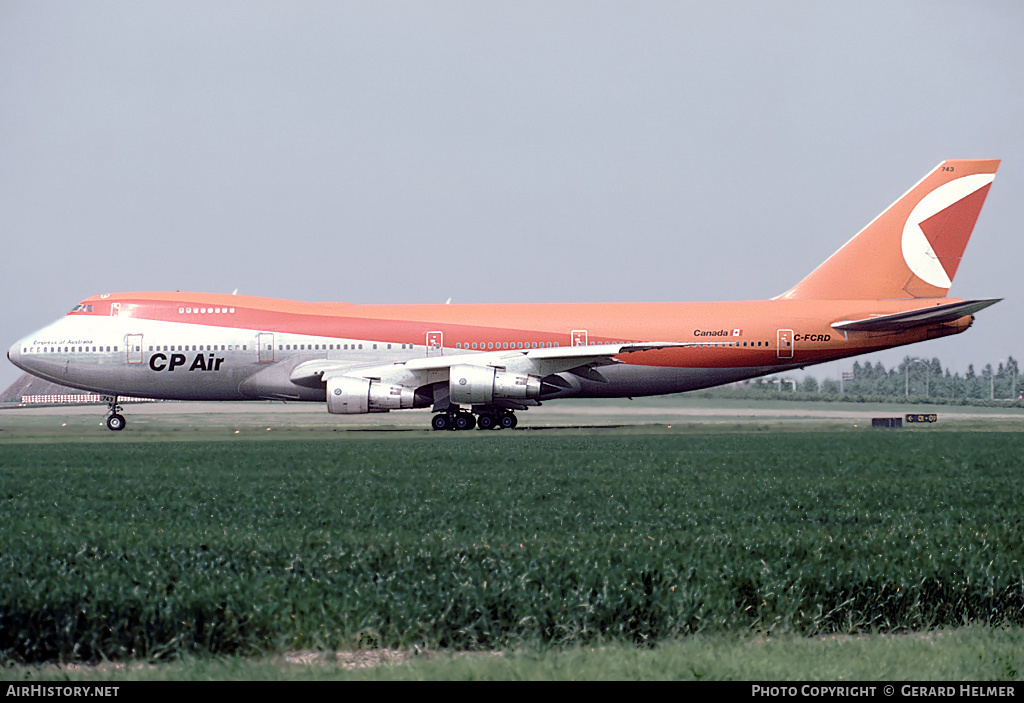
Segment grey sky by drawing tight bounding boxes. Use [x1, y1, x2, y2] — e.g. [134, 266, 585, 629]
[2, 1, 1022, 392]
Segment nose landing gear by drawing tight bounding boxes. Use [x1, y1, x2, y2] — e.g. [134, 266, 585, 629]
[103, 396, 126, 431]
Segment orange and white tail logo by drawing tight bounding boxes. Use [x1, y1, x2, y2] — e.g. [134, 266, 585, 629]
[778, 159, 999, 301]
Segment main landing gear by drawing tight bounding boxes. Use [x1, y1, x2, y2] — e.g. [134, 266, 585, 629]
[431, 407, 518, 431]
[103, 395, 126, 431]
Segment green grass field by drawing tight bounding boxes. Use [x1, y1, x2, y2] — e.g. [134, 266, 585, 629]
[7, 628, 1022, 681]
[2, 409, 1023, 681]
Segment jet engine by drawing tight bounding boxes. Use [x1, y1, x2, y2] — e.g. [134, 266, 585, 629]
[449, 364, 542, 405]
[326, 375, 416, 414]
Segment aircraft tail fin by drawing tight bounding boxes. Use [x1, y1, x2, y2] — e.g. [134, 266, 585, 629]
[777, 159, 999, 301]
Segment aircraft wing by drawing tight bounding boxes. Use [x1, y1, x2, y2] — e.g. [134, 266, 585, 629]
[831, 298, 1001, 333]
[404, 341, 688, 375]
[290, 342, 690, 387]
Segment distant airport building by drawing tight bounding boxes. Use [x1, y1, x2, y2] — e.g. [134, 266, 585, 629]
[18, 394, 155, 405]
[1, 373, 153, 405]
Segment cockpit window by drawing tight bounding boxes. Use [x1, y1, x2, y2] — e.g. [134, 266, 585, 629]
[69, 304, 94, 313]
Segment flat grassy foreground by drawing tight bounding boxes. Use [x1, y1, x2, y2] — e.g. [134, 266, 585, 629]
[1, 430, 1022, 676]
[5, 628, 1022, 681]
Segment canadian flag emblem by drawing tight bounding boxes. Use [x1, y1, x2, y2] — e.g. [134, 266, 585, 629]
[732, 329, 742, 337]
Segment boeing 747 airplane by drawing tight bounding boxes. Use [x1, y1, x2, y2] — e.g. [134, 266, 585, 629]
[8, 159, 1001, 430]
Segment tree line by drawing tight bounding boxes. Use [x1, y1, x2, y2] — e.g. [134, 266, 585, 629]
[814, 355, 1021, 401]
[704, 356, 1023, 406]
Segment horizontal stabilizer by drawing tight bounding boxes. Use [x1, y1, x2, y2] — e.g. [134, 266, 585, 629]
[831, 298, 1000, 332]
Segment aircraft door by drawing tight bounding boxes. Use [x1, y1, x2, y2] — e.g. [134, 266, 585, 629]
[110, 302, 121, 317]
[571, 330, 588, 346]
[426, 331, 443, 357]
[258, 333, 274, 362]
[126, 334, 143, 363]
[777, 329, 794, 359]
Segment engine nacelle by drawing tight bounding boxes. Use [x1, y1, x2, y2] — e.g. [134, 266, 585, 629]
[326, 375, 416, 414]
[449, 364, 542, 405]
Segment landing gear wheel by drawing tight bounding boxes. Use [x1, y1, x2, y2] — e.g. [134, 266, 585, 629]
[102, 395, 125, 432]
[431, 414, 451, 431]
[477, 413, 496, 431]
[454, 412, 476, 431]
[499, 412, 518, 429]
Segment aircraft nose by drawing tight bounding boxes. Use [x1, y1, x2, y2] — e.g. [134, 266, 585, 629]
[7, 340, 22, 369]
